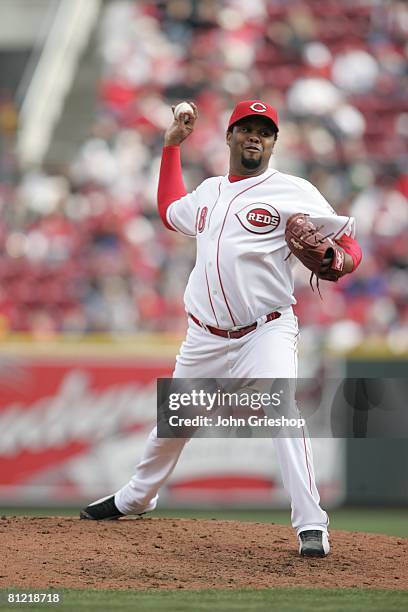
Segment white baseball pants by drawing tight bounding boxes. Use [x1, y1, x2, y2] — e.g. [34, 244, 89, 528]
[115, 307, 329, 535]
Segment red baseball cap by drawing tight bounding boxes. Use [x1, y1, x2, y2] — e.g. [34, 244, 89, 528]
[228, 100, 279, 132]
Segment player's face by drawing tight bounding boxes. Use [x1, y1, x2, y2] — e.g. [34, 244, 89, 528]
[226, 117, 277, 175]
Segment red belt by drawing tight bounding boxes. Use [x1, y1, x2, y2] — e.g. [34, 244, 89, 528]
[190, 311, 281, 339]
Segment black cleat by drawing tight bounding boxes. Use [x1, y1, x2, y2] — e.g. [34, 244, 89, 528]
[299, 530, 330, 557]
[80, 495, 124, 520]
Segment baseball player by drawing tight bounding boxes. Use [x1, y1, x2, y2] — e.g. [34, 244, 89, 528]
[81, 100, 362, 558]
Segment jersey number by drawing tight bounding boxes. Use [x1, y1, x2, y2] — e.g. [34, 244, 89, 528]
[197, 206, 208, 233]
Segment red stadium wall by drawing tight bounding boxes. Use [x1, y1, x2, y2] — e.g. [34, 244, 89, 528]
[0, 340, 345, 508]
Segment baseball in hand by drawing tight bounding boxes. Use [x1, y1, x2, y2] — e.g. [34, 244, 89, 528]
[174, 102, 194, 119]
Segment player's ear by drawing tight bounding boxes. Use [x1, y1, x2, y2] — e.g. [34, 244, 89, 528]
[271, 131, 278, 152]
[226, 129, 232, 147]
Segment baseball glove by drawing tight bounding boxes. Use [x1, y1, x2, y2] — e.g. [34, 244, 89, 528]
[285, 213, 346, 293]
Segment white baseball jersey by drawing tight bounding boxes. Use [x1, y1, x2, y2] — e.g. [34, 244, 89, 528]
[166, 168, 355, 329]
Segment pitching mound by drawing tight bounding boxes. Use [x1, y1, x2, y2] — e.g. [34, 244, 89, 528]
[0, 516, 406, 591]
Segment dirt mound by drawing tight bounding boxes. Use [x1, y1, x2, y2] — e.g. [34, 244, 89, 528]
[0, 516, 406, 591]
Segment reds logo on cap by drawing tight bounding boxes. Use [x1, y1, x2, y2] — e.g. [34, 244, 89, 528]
[334, 249, 345, 271]
[236, 203, 281, 234]
[249, 102, 267, 113]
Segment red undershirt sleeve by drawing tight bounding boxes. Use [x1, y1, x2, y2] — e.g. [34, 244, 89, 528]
[157, 145, 187, 231]
[336, 234, 362, 271]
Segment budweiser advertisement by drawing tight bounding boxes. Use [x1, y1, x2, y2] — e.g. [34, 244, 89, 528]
[0, 345, 345, 507]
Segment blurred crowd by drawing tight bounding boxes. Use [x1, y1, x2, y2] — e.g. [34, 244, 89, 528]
[0, 0, 407, 352]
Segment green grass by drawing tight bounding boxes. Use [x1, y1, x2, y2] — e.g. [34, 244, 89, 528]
[1, 507, 407, 537]
[1, 588, 408, 612]
[156, 508, 408, 537]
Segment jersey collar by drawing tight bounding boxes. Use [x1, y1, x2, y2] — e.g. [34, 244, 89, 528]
[226, 167, 275, 184]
